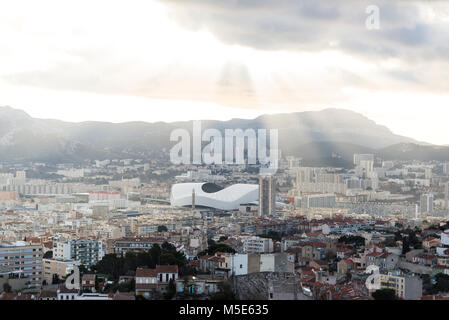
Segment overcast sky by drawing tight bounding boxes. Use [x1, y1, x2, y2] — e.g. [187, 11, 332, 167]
[1, 0, 449, 144]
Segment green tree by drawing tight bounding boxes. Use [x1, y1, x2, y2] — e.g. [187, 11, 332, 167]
[402, 237, 410, 255]
[164, 279, 176, 300]
[372, 289, 397, 300]
[434, 273, 449, 293]
[43, 250, 53, 259]
[95, 254, 125, 280]
[338, 235, 365, 248]
[422, 274, 435, 294]
[198, 243, 235, 256]
[394, 231, 403, 242]
[78, 264, 88, 274]
[157, 225, 168, 233]
[383, 238, 397, 247]
[118, 279, 135, 293]
[52, 274, 61, 285]
[2, 283, 12, 293]
[407, 230, 420, 248]
[211, 282, 236, 300]
[94, 242, 187, 281]
[257, 231, 283, 242]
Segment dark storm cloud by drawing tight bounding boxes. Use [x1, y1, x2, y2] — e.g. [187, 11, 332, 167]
[158, 0, 444, 60]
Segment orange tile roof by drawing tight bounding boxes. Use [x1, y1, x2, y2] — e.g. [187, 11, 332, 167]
[136, 268, 158, 278]
[156, 265, 178, 273]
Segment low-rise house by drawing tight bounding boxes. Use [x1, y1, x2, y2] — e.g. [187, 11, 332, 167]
[433, 265, 449, 276]
[188, 259, 200, 271]
[81, 274, 96, 292]
[175, 275, 225, 297]
[309, 260, 328, 271]
[423, 237, 440, 250]
[384, 254, 400, 271]
[337, 259, 354, 275]
[351, 253, 367, 270]
[437, 256, 449, 267]
[336, 248, 353, 259]
[285, 250, 298, 264]
[405, 249, 425, 263]
[298, 257, 310, 267]
[176, 275, 205, 295]
[57, 285, 79, 300]
[135, 268, 158, 298]
[301, 242, 327, 260]
[198, 255, 216, 273]
[156, 265, 179, 293]
[135, 265, 178, 298]
[281, 236, 302, 252]
[413, 254, 437, 267]
[199, 254, 230, 275]
[39, 290, 58, 300]
[366, 251, 387, 267]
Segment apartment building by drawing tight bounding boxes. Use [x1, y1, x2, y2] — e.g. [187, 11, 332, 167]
[259, 175, 277, 216]
[301, 242, 327, 260]
[230, 253, 293, 276]
[295, 193, 336, 209]
[437, 231, 449, 257]
[380, 271, 423, 300]
[296, 167, 347, 194]
[0, 242, 43, 288]
[53, 239, 104, 266]
[108, 237, 165, 255]
[243, 236, 274, 254]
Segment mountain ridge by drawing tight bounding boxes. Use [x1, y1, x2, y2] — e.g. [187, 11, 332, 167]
[0, 106, 443, 163]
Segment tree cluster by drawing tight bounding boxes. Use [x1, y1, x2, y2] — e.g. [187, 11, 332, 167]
[198, 243, 235, 256]
[372, 289, 397, 300]
[433, 273, 449, 293]
[93, 242, 187, 280]
[210, 282, 236, 300]
[338, 235, 365, 247]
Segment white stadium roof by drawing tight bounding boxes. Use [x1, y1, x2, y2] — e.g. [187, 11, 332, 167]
[170, 182, 258, 211]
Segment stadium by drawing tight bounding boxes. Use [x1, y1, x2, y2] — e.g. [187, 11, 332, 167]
[170, 182, 258, 211]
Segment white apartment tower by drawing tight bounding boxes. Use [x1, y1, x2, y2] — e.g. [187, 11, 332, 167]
[354, 154, 374, 166]
[445, 183, 449, 210]
[420, 193, 434, 214]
